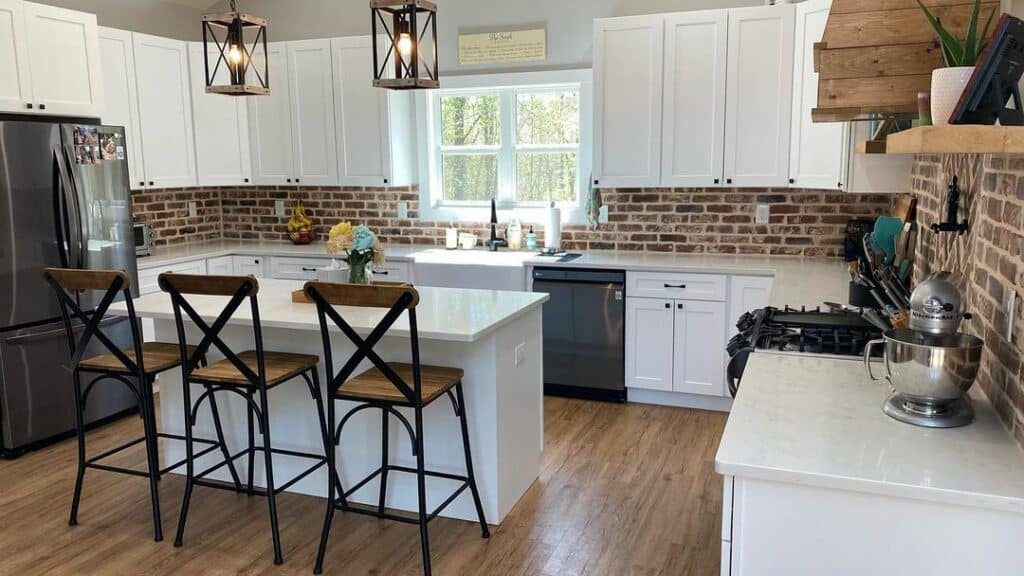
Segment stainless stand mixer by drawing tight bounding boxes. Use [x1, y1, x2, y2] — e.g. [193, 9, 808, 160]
[865, 272, 984, 428]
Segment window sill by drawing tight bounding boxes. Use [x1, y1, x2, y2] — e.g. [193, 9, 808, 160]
[420, 201, 587, 226]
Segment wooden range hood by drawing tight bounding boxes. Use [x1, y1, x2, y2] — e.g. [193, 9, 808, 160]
[812, 0, 1000, 123]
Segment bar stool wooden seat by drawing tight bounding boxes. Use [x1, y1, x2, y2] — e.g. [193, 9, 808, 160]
[304, 281, 490, 576]
[43, 268, 227, 543]
[158, 273, 331, 566]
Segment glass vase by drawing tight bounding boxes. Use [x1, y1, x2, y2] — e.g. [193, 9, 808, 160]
[348, 260, 370, 285]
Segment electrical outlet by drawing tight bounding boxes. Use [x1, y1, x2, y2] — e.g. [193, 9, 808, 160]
[599, 205, 609, 224]
[397, 200, 409, 219]
[187, 201, 198, 218]
[514, 342, 526, 366]
[755, 204, 770, 224]
[1007, 290, 1018, 342]
[275, 200, 285, 217]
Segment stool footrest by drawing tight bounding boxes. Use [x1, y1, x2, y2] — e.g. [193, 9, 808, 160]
[83, 432, 223, 478]
[335, 464, 472, 523]
[192, 445, 327, 497]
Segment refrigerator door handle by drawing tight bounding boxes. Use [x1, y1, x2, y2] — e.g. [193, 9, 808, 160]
[55, 148, 84, 269]
[52, 151, 71, 268]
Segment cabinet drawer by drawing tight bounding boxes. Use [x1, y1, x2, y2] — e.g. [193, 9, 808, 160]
[372, 261, 410, 283]
[269, 256, 332, 280]
[138, 259, 208, 295]
[627, 271, 726, 301]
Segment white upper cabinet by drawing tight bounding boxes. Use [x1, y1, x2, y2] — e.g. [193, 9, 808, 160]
[248, 43, 294, 185]
[98, 27, 144, 189]
[0, 0, 32, 113]
[188, 42, 250, 187]
[723, 4, 795, 187]
[789, 0, 847, 190]
[286, 39, 338, 186]
[662, 10, 728, 188]
[331, 36, 415, 187]
[23, 2, 102, 117]
[132, 33, 196, 188]
[592, 15, 664, 188]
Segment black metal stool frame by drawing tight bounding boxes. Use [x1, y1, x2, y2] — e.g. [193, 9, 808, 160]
[160, 275, 332, 566]
[305, 283, 490, 576]
[45, 270, 223, 543]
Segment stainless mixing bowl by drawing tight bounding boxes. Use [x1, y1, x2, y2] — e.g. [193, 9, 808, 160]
[864, 329, 983, 407]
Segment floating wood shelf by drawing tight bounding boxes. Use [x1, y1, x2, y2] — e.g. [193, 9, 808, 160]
[858, 126, 1024, 155]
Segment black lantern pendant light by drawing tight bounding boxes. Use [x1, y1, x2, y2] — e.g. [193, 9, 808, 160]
[370, 0, 439, 89]
[202, 0, 269, 95]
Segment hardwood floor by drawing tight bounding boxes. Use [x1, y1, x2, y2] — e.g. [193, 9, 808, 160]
[0, 397, 727, 575]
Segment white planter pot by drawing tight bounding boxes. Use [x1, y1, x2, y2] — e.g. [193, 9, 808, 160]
[931, 66, 974, 125]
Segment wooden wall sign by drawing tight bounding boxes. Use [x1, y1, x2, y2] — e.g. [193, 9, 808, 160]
[813, 0, 1000, 122]
[458, 29, 546, 65]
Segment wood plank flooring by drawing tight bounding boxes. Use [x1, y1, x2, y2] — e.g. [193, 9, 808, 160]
[0, 397, 727, 575]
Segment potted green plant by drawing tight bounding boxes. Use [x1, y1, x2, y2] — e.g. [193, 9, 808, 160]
[918, 0, 997, 125]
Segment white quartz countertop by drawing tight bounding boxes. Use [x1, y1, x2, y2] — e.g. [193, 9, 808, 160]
[138, 240, 850, 308]
[715, 354, 1024, 514]
[111, 278, 548, 343]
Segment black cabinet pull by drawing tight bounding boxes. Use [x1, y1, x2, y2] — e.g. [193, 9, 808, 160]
[376, 270, 389, 276]
[664, 283, 687, 289]
[726, 178, 733, 184]
[39, 104, 46, 110]
[788, 178, 795, 184]
[664, 302, 670, 309]
[139, 181, 145, 187]
[148, 181, 154, 186]
[244, 178, 249, 183]
[26, 103, 33, 109]
[714, 178, 720, 184]
[286, 178, 292, 183]
[677, 303, 684, 310]
[301, 267, 317, 272]
[594, 179, 600, 185]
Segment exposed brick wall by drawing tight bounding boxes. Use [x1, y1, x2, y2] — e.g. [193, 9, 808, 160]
[912, 154, 1024, 448]
[217, 186, 892, 257]
[130, 188, 222, 245]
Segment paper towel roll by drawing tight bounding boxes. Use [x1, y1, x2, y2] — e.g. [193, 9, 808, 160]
[545, 206, 562, 250]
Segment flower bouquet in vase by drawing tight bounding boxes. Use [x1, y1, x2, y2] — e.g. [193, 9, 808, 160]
[325, 222, 385, 285]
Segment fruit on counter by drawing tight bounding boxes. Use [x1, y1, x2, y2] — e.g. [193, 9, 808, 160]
[288, 201, 316, 245]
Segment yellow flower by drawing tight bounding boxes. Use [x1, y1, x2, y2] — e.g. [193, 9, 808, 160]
[326, 221, 354, 256]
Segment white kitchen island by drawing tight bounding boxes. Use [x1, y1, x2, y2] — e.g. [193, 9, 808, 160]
[716, 353, 1024, 576]
[110, 279, 548, 525]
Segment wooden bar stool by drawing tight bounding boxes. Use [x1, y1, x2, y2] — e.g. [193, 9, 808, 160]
[159, 273, 330, 565]
[43, 268, 226, 542]
[304, 281, 490, 576]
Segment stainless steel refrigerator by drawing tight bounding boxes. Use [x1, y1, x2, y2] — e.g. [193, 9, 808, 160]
[0, 120, 140, 457]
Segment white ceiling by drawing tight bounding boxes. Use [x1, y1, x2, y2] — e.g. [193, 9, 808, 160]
[159, 0, 221, 9]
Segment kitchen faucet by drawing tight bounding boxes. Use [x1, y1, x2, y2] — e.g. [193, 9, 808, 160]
[489, 197, 508, 251]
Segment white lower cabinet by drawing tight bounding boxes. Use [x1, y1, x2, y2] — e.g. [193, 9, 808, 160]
[137, 259, 208, 295]
[625, 298, 675, 392]
[626, 296, 727, 396]
[232, 255, 265, 278]
[673, 300, 726, 396]
[206, 255, 234, 275]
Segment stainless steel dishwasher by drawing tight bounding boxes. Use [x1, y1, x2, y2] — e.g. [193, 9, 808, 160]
[532, 268, 626, 402]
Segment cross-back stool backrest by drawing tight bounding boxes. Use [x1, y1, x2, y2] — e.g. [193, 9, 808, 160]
[43, 268, 145, 375]
[303, 281, 422, 405]
[158, 273, 266, 387]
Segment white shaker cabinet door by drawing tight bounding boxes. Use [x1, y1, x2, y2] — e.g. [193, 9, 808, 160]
[625, 298, 675, 392]
[789, 0, 848, 190]
[0, 0, 32, 113]
[232, 255, 265, 278]
[662, 10, 728, 188]
[23, 2, 103, 118]
[673, 300, 727, 397]
[248, 43, 295, 186]
[728, 276, 773, 335]
[132, 33, 197, 188]
[98, 27, 145, 189]
[592, 15, 664, 188]
[188, 42, 251, 187]
[286, 39, 338, 186]
[332, 36, 397, 187]
[724, 4, 795, 188]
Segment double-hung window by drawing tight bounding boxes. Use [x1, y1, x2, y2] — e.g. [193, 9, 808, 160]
[419, 70, 592, 222]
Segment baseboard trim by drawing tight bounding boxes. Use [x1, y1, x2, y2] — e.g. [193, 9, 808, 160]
[627, 388, 733, 412]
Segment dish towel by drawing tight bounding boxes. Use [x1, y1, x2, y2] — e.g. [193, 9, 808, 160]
[586, 173, 603, 229]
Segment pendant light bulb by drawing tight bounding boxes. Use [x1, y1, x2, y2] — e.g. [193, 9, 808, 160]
[228, 43, 243, 66]
[397, 32, 414, 60]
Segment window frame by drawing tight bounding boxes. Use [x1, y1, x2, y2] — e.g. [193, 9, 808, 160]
[417, 69, 593, 225]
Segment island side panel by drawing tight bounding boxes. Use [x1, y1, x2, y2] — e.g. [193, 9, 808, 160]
[153, 317, 539, 525]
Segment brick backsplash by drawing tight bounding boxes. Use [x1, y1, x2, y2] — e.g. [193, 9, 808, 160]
[130, 188, 222, 245]
[210, 186, 892, 257]
[912, 154, 1024, 448]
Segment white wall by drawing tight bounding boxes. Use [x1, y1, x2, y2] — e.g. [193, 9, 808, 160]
[30, 0, 203, 39]
[210, 0, 763, 73]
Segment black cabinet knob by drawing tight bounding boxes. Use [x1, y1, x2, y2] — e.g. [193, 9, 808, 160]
[726, 178, 733, 184]
[139, 181, 145, 187]
[148, 181, 154, 186]
[383, 178, 389, 184]
[789, 178, 795, 184]
[594, 179, 600, 185]
[677, 303, 683, 310]
[664, 302, 670, 309]
[26, 103, 33, 109]
[714, 178, 720, 184]
[39, 104, 46, 110]
[295, 178, 301, 183]
[244, 178, 249, 183]
[837, 181, 843, 189]
[287, 178, 292, 183]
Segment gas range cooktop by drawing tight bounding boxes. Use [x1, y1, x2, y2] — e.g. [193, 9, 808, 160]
[726, 306, 885, 396]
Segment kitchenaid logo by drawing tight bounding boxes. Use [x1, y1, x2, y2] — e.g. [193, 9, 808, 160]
[921, 297, 955, 315]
